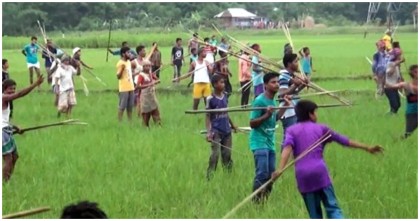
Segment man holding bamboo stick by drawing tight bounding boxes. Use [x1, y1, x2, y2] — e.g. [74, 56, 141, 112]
[2, 75, 44, 181]
[250, 44, 265, 98]
[249, 72, 291, 203]
[272, 100, 383, 218]
[278, 53, 307, 135]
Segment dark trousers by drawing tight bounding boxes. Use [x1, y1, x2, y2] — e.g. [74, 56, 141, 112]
[224, 77, 232, 97]
[152, 65, 160, 78]
[173, 64, 182, 79]
[207, 132, 233, 180]
[240, 81, 251, 106]
[252, 149, 276, 203]
[385, 89, 401, 113]
[405, 113, 418, 138]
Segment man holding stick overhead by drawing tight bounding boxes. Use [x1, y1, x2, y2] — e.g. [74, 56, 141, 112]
[249, 72, 291, 203]
[2, 76, 44, 181]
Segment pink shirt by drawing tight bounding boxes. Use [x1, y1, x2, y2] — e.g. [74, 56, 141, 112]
[238, 54, 251, 82]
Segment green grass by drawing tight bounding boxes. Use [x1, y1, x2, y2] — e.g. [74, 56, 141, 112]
[1, 32, 418, 218]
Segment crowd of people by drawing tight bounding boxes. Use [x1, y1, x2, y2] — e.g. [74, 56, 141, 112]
[1, 30, 417, 219]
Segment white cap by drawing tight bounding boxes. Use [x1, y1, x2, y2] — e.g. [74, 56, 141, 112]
[72, 47, 81, 56]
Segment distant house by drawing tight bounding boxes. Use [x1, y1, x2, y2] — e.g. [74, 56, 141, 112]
[214, 8, 257, 28]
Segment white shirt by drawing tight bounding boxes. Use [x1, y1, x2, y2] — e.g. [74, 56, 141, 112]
[2, 102, 10, 128]
[51, 59, 61, 86]
[54, 64, 77, 92]
[204, 53, 214, 64]
[193, 60, 210, 83]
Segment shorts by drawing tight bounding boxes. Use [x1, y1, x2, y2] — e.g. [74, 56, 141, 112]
[58, 89, 77, 110]
[193, 83, 211, 99]
[27, 62, 40, 69]
[119, 91, 135, 111]
[2, 128, 17, 156]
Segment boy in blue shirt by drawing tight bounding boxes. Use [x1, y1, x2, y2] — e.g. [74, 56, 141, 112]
[22, 36, 41, 91]
[249, 72, 291, 203]
[205, 74, 237, 180]
[299, 47, 315, 78]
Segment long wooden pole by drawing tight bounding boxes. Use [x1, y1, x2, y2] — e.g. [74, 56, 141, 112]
[106, 19, 112, 62]
[185, 104, 348, 114]
[222, 132, 332, 219]
[13, 120, 87, 135]
[2, 207, 51, 219]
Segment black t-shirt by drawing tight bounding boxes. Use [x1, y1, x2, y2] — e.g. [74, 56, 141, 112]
[171, 46, 184, 66]
[2, 71, 9, 82]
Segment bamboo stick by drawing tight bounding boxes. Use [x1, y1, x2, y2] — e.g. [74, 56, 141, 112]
[2, 206, 51, 219]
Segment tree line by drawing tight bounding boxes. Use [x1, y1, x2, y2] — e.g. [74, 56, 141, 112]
[2, 2, 417, 36]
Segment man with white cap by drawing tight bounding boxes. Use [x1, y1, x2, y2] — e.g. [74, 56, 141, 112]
[71, 47, 93, 76]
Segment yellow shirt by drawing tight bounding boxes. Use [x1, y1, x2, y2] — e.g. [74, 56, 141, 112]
[382, 35, 392, 51]
[116, 60, 135, 92]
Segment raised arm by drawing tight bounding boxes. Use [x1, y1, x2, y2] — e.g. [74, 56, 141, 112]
[2, 76, 44, 103]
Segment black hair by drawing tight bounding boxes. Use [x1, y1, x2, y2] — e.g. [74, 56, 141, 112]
[31, 36, 37, 41]
[152, 42, 157, 46]
[190, 48, 197, 54]
[2, 59, 8, 66]
[302, 47, 309, 53]
[283, 53, 298, 68]
[211, 74, 224, 88]
[198, 47, 205, 55]
[3, 79, 16, 91]
[60, 201, 108, 219]
[135, 45, 145, 54]
[218, 49, 227, 57]
[409, 64, 418, 78]
[263, 72, 279, 84]
[392, 41, 400, 48]
[251, 43, 259, 50]
[295, 100, 318, 122]
[120, 46, 131, 57]
[176, 38, 182, 42]
[203, 37, 210, 42]
[121, 41, 128, 47]
[193, 33, 198, 37]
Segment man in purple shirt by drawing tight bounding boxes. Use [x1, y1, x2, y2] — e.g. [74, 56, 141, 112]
[272, 100, 383, 219]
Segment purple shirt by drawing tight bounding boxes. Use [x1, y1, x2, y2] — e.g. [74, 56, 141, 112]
[283, 121, 350, 193]
[206, 94, 231, 135]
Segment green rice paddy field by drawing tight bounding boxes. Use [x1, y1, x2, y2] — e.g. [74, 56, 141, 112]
[1, 31, 418, 218]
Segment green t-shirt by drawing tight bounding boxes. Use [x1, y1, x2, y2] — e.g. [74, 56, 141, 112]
[249, 94, 277, 151]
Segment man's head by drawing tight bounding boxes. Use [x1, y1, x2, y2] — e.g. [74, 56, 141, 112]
[121, 41, 128, 47]
[2, 79, 16, 94]
[141, 59, 152, 73]
[295, 100, 318, 122]
[409, 64, 418, 79]
[61, 55, 71, 65]
[283, 53, 299, 72]
[31, 36, 37, 44]
[120, 46, 131, 59]
[386, 30, 392, 36]
[176, 38, 182, 46]
[191, 48, 197, 55]
[198, 47, 206, 58]
[263, 72, 279, 93]
[47, 39, 53, 47]
[302, 47, 310, 55]
[218, 50, 227, 58]
[392, 41, 400, 49]
[72, 47, 81, 57]
[211, 35, 216, 40]
[203, 37, 210, 43]
[211, 74, 225, 91]
[376, 40, 385, 51]
[193, 33, 198, 38]
[284, 43, 293, 55]
[251, 44, 261, 53]
[152, 42, 158, 50]
[2, 59, 9, 70]
[221, 37, 226, 43]
[136, 45, 146, 57]
[60, 201, 108, 219]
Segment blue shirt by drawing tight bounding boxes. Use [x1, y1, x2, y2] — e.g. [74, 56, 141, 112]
[249, 93, 278, 151]
[206, 94, 231, 135]
[406, 92, 418, 114]
[251, 55, 263, 86]
[372, 51, 388, 74]
[301, 55, 312, 75]
[23, 44, 39, 64]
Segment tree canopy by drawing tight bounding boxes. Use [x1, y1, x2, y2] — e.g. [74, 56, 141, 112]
[2, 2, 417, 36]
